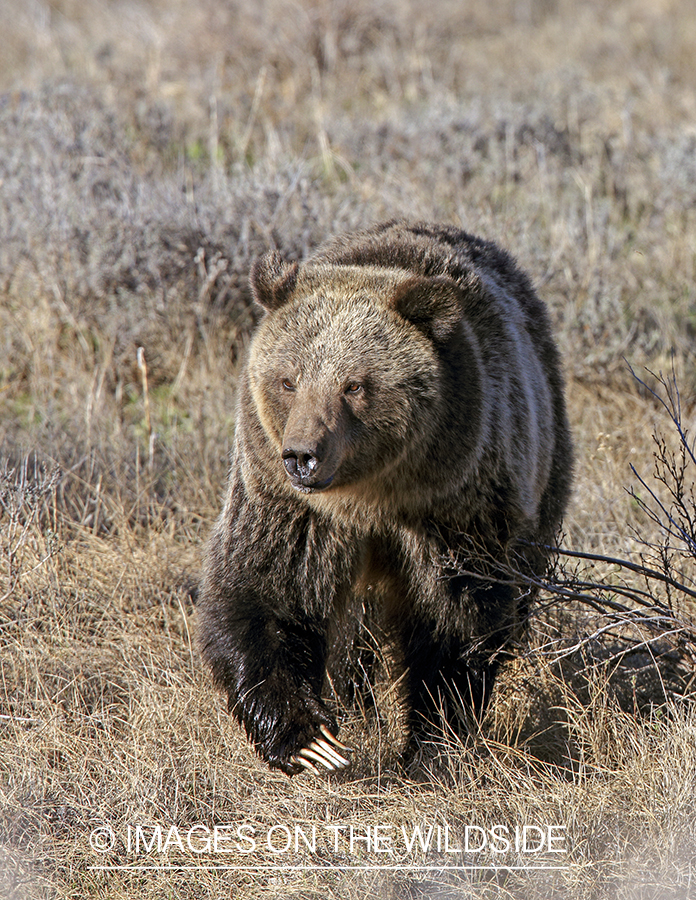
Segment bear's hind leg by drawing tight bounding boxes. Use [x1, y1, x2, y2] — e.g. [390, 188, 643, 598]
[401, 621, 501, 744]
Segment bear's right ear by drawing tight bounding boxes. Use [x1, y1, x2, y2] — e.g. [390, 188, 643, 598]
[250, 251, 299, 312]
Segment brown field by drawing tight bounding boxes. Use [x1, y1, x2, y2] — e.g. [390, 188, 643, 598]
[2, 0, 696, 897]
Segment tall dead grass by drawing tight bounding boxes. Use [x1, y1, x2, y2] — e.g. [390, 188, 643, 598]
[2, 0, 696, 897]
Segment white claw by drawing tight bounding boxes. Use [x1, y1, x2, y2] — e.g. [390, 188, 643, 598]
[293, 755, 319, 775]
[292, 729, 353, 775]
[319, 724, 352, 753]
[299, 746, 336, 770]
[313, 738, 350, 768]
[308, 740, 343, 769]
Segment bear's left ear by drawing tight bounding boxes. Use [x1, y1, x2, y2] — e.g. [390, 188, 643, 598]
[250, 251, 299, 312]
[390, 275, 462, 342]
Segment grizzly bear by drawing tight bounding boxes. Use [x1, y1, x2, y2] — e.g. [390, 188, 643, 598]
[198, 220, 572, 775]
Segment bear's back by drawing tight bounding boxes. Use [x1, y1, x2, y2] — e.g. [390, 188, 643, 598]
[314, 221, 552, 352]
[314, 221, 523, 296]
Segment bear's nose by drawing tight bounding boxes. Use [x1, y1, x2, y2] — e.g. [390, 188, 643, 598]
[282, 448, 319, 480]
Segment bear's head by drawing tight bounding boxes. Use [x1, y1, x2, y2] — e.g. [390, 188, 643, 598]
[246, 252, 477, 500]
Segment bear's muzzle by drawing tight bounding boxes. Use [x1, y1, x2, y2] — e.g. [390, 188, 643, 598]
[282, 447, 335, 493]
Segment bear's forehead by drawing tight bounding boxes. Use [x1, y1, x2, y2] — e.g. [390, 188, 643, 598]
[256, 293, 430, 384]
[290, 294, 394, 340]
[277, 303, 398, 373]
[294, 262, 412, 299]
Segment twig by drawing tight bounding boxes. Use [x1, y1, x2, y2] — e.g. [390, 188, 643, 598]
[137, 347, 154, 472]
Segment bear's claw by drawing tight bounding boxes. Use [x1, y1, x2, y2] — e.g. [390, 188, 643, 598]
[320, 724, 352, 752]
[294, 755, 320, 774]
[291, 726, 352, 774]
[315, 737, 351, 767]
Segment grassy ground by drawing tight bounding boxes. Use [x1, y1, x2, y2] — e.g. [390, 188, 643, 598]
[2, 0, 696, 897]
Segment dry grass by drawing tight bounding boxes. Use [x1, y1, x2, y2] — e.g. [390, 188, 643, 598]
[2, 0, 696, 897]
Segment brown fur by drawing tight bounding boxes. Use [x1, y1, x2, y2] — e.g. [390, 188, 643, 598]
[198, 220, 573, 774]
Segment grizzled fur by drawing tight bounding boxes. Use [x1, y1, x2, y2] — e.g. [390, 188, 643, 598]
[198, 221, 573, 774]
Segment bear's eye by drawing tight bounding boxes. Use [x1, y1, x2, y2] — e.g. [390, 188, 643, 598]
[344, 381, 363, 395]
[281, 378, 295, 392]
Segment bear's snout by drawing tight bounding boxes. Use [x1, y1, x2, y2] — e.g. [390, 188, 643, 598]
[283, 447, 319, 479]
[282, 445, 335, 492]
[282, 401, 342, 493]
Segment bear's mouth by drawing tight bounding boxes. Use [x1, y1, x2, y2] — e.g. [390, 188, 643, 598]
[289, 475, 335, 494]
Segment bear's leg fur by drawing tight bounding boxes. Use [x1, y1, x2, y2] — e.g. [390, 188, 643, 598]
[325, 610, 382, 714]
[199, 482, 355, 774]
[400, 579, 520, 744]
[201, 601, 337, 773]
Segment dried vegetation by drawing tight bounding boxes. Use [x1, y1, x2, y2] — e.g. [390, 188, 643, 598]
[2, 0, 696, 897]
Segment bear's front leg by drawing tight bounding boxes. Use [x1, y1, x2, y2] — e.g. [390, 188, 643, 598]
[211, 608, 351, 774]
[198, 483, 353, 775]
